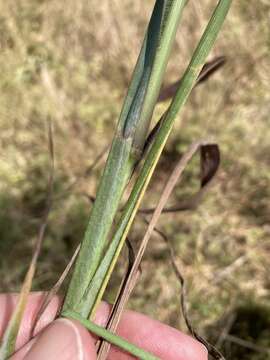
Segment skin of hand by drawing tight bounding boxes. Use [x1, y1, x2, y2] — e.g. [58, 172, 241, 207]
[0, 293, 207, 360]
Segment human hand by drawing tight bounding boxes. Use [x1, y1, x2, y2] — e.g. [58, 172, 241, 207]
[0, 293, 207, 360]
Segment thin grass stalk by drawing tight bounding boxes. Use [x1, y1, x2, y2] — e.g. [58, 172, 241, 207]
[83, 0, 232, 318]
[96, 141, 217, 359]
[62, 310, 159, 360]
[63, 0, 187, 316]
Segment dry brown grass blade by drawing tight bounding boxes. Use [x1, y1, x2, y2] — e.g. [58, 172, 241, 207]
[216, 313, 236, 348]
[158, 56, 226, 102]
[223, 334, 270, 355]
[141, 57, 225, 170]
[139, 189, 208, 213]
[96, 140, 220, 360]
[31, 244, 81, 335]
[97, 239, 139, 360]
[140, 143, 220, 214]
[0, 120, 55, 359]
[155, 227, 226, 360]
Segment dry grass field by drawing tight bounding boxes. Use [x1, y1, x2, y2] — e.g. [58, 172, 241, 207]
[0, 1, 269, 358]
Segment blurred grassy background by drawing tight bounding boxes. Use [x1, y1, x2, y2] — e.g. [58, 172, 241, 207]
[0, 0, 269, 358]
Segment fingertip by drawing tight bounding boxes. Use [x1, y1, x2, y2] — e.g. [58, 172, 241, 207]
[0, 292, 62, 350]
[18, 318, 96, 360]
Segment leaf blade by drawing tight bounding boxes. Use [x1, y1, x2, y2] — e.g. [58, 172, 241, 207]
[62, 311, 159, 360]
[63, 0, 187, 317]
[84, 0, 232, 319]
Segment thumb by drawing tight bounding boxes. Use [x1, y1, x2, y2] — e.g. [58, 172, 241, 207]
[11, 318, 97, 360]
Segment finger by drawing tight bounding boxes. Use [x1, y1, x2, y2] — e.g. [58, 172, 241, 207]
[0, 292, 61, 350]
[0, 293, 207, 360]
[11, 318, 97, 360]
[95, 303, 207, 360]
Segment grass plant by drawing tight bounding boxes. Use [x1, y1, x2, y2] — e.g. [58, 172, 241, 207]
[7, 0, 270, 359]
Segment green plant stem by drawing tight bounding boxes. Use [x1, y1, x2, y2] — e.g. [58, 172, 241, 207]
[62, 311, 159, 360]
[63, 0, 186, 316]
[86, 0, 232, 318]
[133, 0, 188, 150]
[63, 135, 134, 314]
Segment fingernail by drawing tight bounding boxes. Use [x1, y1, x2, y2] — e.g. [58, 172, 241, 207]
[24, 318, 85, 360]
